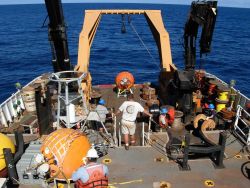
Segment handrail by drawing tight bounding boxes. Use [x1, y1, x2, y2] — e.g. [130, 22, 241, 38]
[234, 105, 250, 145]
[0, 76, 42, 127]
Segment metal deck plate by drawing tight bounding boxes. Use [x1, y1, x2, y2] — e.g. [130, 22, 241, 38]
[103, 146, 250, 188]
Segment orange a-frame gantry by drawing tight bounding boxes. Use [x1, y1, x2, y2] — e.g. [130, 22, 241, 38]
[74, 10, 177, 102]
[75, 9, 176, 73]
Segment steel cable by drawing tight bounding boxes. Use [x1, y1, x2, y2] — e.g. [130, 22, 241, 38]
[129, 20, 161, 71]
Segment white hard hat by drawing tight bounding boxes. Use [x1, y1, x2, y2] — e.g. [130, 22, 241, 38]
[86, 148, 99, 158]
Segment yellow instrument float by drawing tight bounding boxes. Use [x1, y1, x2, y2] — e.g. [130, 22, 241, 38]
[216, 86, 230, 112]
[0, 133, 15, 177]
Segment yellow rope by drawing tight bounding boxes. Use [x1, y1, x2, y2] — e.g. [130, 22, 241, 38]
[59, 167, 71, 188]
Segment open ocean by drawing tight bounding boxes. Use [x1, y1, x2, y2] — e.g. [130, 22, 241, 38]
[0, 3, 249, 102]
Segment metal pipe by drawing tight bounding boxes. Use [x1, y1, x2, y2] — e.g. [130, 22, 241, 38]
[147, 117, 152, 143]
[65, 82, 70, 127]
[142, 122, 145, 146]
[113, 115, 117, 146]
[57, 82, 61, 128]
[118, 122, 121, 147]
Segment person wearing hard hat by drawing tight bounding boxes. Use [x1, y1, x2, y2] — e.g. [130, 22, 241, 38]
[158, 107, 174, 155]
[72, 147, 109, 188]
[115, 93, 152, 150]
[205, 104, 216, 120]
[159, 108, 169, 129]
[159, 107, 175, 128]
[95, 99, 109, 132]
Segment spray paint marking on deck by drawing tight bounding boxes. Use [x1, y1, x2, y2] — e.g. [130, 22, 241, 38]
[204, 180, 215, 187]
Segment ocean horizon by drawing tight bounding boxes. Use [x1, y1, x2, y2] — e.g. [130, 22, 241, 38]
[0, 3, 249, 102]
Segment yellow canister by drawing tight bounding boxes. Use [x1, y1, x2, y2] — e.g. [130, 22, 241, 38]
[215, 98, 228, 112]
[0, 133, 15, 171]
[218, 91, 229, 101]
[216, 103, 226, 112]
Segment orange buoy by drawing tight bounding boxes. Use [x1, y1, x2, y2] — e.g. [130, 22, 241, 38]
[40, 129, 90, 180]
[115, 71, 134, 90]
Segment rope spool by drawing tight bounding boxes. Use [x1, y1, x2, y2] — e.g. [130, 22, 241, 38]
[201, 119, 216, 131]
[215, 98, 228, 112]
[172, 110, 183, 131]
[218, 91, 229, 101]
[215, 86, 229, 111]
[142, 87, 156, 100]
[218, 86, 230, 101]
[22, 86, 35, 102]
[193, 114, 207, 129]
[193, 114, 216, 130]
[22, 86, 36, 112]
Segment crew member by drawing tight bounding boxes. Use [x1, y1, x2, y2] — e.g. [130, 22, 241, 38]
[159, 107, 175, 128]
[116, 93, 152, 150]
[95, 99, 109, 132]
[158, 107, 174, 154]
[205, 104, 216, 119]
[72, 147, 109, 188]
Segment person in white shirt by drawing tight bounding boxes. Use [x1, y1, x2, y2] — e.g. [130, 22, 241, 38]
[116, 93, 152, 150]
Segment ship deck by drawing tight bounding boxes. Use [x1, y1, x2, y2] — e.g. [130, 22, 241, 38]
[3, 84, 250, 188]
[89, 84, 250, 188]
[105, 143, 249, 188]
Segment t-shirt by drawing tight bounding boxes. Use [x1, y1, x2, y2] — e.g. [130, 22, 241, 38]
[95, 105, 109, 122]
[119, 101, 144, 122]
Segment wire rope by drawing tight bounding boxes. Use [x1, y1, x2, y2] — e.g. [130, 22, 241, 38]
[128, 18, 161, 71]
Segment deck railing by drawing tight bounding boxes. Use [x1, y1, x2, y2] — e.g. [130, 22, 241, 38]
[0, 76, 41, 128]
[0, 72, 249, 146]
[234, 105, 250, 145]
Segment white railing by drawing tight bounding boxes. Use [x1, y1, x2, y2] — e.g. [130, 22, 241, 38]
[0, 76, 42, 128]
[234, 105, 250, 145]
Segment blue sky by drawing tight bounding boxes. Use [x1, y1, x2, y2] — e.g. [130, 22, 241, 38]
[0, 0, 249, 8]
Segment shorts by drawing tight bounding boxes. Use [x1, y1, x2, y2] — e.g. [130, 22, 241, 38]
[121, 119, 136, 135]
